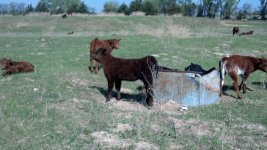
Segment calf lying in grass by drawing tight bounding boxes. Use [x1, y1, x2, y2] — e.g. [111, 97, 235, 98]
[0, 58, 34, 76]
[92, 48, 157, 106]
[219, 55, 267, 99]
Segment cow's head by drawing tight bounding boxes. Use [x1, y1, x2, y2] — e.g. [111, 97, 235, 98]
[92, 48, 108, 63]
[0, 58, 12, 70]
[258, 58, 267, 72]
[108, 39, 120, 49]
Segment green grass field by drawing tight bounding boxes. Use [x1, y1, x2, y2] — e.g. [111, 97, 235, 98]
[0, 15, 267, 149]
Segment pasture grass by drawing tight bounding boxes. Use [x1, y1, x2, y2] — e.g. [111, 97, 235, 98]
[0, 15, 267, 149]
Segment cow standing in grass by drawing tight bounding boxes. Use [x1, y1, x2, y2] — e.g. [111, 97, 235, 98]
[89, 38, 120, 74]
[233, 27, 239, 36]
[92, 48, 158, 106]
[219, 55, 267, 99]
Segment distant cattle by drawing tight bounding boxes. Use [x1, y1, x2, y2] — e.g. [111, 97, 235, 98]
[61, 14, 67, 19]
[67, 12, 72, 16]
[92, 48, 158, 106]
[185, 63, 216, 75]
[89, 38, 120, 74]
[67, 31, 74, 34]
[239, 31, 254, 36]
[0, 58, 34, 76]
[219, 55, 267, 99]
[232, 27, 239, 36]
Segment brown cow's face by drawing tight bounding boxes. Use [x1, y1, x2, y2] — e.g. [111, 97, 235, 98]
[109, 39, 120, 49]
[0, 58, 11, 70]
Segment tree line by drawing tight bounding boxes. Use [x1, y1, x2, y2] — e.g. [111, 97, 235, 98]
[0, 0, 95, 15]
[0, 0, 266, 20]
[105, 0, 267, 20]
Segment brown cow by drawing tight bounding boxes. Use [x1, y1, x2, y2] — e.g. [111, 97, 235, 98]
[91, 48, 158, 106]
[89, 38, 120, 74]
[0, 59, 34, 76]
[239, 31, 254, 36]
[219, 55, 267, 99]
[232, 27, 239, 36]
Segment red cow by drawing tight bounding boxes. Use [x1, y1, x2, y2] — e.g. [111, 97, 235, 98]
[0, 58, 34, 76]
[219, 55, 267, 99]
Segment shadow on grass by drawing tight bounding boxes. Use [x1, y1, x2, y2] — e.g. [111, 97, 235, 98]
[90, 86, 144, 103]
[251, 81, 267, 89]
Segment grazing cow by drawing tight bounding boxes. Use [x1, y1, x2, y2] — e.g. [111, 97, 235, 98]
[67, 31, 74, 34]
[239, 31, 254, 36]
[233, 27, 239, 36]
[89, 38, 120, 74]
[61, 14, 67, 19]
[219, 55, 267, 99]
[0, 59, 34, 76]
[185, 63, 216, 75]
[92, 48, 158, 106]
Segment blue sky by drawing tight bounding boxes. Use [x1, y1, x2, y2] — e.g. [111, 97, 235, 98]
[1, 0, 261, 13]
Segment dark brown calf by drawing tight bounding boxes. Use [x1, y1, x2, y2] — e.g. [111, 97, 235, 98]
[219, 55, 267, 99]
[89, 38, 120, 74]
[233, 27, 239, 36]
[92, 48, 157, 106]
[0, 59, 34, 76]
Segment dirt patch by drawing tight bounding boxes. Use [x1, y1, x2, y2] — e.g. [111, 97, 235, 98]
[108, 98, 148, 112]
[16, 22, 29, 28]
[168, 117, 215, 136]
[135, 141, 159, 150]
[91, 131, 132, 149]
[113, 123, 135, 133]
[153, 100, 183, 114]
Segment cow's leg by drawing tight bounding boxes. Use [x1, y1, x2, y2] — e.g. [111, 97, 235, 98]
[229, 74, 242, 99]
[95, 62, 99, 74]
[89, 57, 94, 72]
[239, 74, 250, 94]
[142, 75, 154, 106]
[115, 80, 121, 100]
[106, 79, 114, 102]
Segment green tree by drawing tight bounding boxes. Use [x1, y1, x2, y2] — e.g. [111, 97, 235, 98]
[260, 0, 267, 19]
[142, 1, 159, 15]
[129, 0, 142, 12]
[160, 0, 180, 15]
[35, 0, 49, 12]
[26, 4, 34, 13]
[103, 0, 119, 12]
[117, 3, 130, 15]
[78, 2, 88, 13]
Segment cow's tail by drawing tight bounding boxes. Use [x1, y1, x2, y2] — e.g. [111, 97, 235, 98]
[219, 60, 225, 96]
[147, 56, 158, 79]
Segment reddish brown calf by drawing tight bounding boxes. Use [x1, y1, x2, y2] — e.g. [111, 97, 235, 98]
[92, 48, 158, 106]
[219, 55, 267, 99]
[239, 31, 254, 36]
[0, 59, 34, 76]
[89, 38, 120, 74]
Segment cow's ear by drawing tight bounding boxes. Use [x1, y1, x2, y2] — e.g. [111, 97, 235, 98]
[118, 39, 121, 41]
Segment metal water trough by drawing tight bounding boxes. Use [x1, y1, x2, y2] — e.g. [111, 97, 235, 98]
[153, 69, 220, 107]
